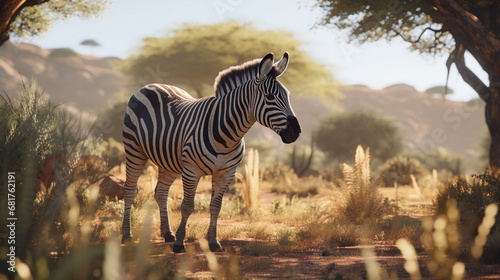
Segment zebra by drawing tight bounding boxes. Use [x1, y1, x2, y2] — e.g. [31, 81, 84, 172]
[121, 52, 301, 252]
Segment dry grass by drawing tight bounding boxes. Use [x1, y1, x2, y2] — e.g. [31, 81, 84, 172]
[8, 137, 500, 280]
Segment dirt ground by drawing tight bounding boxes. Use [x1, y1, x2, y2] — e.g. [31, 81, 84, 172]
[115, 168, 500, 279]
[144, 239, 500, 279]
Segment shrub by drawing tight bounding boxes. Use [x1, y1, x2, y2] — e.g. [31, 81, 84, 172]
[262, 162, 297, 183]
[93, 99, 128, 141]
[49, 47, 78, 58]
[376, 156, 427, 187]
[99, 137, 125, 169]
[336, 146, 389, 225]
[264, 163, 322, 197]
[0, 80, 107, 277]
[434, 174, 500, 263]
[411, 146, 463, 175]
[270, 176, 329, 197]
[315, 110, 402, 162]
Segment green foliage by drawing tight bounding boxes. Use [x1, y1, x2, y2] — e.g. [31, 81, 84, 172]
[434, 174, 500, 263]
[315, 0, 500, 54]
[376, 156, 427, 187]
[49, 47, 79, 58]
[119, 21, 339, 98]
[315, 110, 402, 162]
[411, 146, 463, 175]
[262, 162, 297, 183]
[10, 0, 108, 40]
[99, 137, 125, 169]
[80, 39, 100, 47]
[0, 80, 110, 278]
[425, 85, 454, 95]
[478, 128, 491, 170]
[93, 99, 128, 141]
[263, 162, 329, 197]
[315, 0, 454, 54]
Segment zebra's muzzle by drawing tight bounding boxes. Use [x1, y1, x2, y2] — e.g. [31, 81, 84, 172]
[279, 116, 301, 144]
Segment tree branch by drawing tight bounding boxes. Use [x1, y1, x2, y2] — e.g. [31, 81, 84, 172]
[0, 0, 50, 46]
[394, 26, 442, 44]
[453, 44, 492, 102]
[433, 0, 500, 74]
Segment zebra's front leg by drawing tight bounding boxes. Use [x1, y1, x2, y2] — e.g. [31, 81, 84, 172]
[155, 170, 179, 242]
[207, 171, 235, 252]
[173, 171, 201, 253]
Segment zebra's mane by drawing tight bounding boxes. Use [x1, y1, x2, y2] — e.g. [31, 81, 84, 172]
[213, 59, 261, 98]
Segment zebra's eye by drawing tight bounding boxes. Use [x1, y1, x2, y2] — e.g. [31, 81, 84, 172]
[265, 93, 275, 100]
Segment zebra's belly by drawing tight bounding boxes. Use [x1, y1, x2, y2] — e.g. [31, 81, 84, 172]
[141, 136, 184, 174]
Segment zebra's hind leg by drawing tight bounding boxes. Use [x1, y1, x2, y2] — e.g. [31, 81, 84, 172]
[121, 154, 147, 244]
[155, 169, 179, 242]
[206, 171, 236, 252]
[173, 170, 201, 253]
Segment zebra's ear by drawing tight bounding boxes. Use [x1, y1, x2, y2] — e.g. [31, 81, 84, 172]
[258, 53, 274, 79]
[273, 52, 289, 78]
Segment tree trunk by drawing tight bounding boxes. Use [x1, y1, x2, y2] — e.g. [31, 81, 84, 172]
[486, 81, 500, 175]
[0, 0, 50, 46]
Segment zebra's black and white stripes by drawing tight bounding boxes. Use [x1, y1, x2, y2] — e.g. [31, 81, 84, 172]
[121, 52, 301, 252]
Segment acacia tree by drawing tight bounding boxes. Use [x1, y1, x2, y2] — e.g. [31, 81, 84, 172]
[0, 0, 107, 45]
[315, 0, 500, 174]
[120, 21, 339, 98]
[315, 110, 402, 162]
[80, 39, 100, 54]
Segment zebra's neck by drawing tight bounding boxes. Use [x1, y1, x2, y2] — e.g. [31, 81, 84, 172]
[210, 81, 256, 151]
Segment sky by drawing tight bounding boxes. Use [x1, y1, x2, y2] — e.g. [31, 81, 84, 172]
[22, 0, 488, 102]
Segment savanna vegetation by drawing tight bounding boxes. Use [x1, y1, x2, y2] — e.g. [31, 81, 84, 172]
[1, 1, 500, 278]
[1, 81, 499, 279]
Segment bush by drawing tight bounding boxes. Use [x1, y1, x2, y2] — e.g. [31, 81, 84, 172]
[262, 162, 297, 183]
[93, 98, 128, 141]
[0, 80, 107, 277]
[411, 146, 463, 175]
[478, 129, 491, 170]
[49, 47, 79, 58]
[315, 110, 402, 162]
[100, 137, 125, 169]
[434, 174, 500, 263]
[336, 146, 390, 225]
[376, 156, 427, 187]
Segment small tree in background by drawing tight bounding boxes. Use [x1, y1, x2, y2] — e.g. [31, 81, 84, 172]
[80, 39, 100, 55]
[425, 85, 454, 98]
[315, 110, 402, 163]
[376, 156, 427, 187]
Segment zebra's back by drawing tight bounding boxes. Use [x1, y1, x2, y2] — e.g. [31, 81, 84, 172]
[123, 84, 201, 174]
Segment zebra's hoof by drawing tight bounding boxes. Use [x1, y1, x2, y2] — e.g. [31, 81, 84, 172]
[209, 242, 223, 252]
[121, 235, 133, 245]
[173, 244, 185, 253]
[164, 233, 176, 243]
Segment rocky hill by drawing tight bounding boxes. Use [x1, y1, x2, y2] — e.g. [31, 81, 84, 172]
[0, 42, 122, 119]
[341, 84, 485, 161]
[0, 43, 485, 169]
